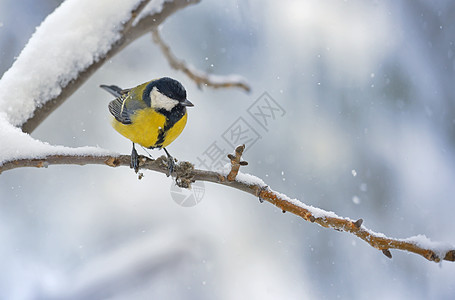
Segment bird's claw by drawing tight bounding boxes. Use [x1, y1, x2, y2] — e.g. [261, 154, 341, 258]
[167, 157, 175, 177]
[163, 148, 175, 177]
[130, 144, 139, 173]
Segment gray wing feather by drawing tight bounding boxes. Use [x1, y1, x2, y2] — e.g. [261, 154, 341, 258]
[109, 96, 132, 124]
[108, 94, 148, 125]
[103, 84, 146, 125]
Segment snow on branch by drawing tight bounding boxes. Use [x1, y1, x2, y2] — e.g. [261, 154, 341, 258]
[0, 0, 202, 133]
[1, 145, 453, 264]
[0, 115, 113, 166]
[152, 28, 251, 92]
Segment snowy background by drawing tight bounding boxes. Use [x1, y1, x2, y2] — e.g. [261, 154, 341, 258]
[1, 0, 455, 299]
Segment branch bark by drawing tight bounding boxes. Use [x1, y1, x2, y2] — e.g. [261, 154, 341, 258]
[227, 144, 248, 181]
[1, 151, 453, 264]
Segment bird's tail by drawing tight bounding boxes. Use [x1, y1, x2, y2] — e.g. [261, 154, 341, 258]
[100, 84, 125, 98]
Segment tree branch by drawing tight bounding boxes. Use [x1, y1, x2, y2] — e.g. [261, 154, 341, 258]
[152, 28, 251, 92]
[21, 0, 201, 134]
[1, 149, 453, 264]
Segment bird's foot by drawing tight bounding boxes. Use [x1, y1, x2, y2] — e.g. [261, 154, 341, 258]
[163, 148, 175, 177]
[130, 144, 139, 173]
[167, 157, 175, 177]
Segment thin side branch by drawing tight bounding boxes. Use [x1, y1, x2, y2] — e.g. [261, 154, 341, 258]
[1, 152, 453, 264]
[227, 144, 248, 181]
[152, 28, 251, 92]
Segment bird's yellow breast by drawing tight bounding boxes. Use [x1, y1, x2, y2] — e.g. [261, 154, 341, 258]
[111, 108, 187, 149]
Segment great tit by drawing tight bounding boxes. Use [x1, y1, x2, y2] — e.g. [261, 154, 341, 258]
[100, 77, 194, 176]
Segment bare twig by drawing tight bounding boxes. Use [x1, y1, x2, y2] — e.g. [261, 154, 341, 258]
[152, 28, 251, 92]
[21, 0, 201, 134]
[227, 144, 248, 181]
[1, 151, 453, 264]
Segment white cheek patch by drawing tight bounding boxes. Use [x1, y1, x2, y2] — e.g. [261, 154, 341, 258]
[150, 87, 179, 111]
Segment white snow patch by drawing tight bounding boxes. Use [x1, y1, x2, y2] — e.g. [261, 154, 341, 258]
[362, 227, 387, 239]
[235, 172, 267, 186]
[352, 195, 361, 205]
[0, 0, 165, 126]
[0, 114, 113, 165]
[404, 234, 453, 259]
[133, 0, 167, 26]
[220, 165, 267, 187]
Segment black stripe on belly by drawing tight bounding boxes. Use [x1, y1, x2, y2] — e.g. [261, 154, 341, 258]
[151, 106, 186, 149]
[155, 127, 166, 148]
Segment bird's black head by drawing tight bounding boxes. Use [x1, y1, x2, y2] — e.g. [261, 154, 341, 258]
[153, 77, 187, 102]
[143, 77, 193, 111]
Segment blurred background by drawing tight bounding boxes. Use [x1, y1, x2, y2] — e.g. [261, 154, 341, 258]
[1, 0, 455, 299]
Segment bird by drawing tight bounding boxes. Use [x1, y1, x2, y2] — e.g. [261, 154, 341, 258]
[100, 77, 194, 176]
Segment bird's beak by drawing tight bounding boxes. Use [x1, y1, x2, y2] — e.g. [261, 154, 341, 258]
[181, 99, 194, 107]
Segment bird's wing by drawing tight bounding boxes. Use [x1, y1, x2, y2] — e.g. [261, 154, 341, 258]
[108, 95, 132, 124]
[108, 93, 148, 125]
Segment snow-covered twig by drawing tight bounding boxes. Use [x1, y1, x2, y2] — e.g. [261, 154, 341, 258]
[0, 0, 201, 134]
[152, 28, 251, 92]
[1, 148, 453, 264]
